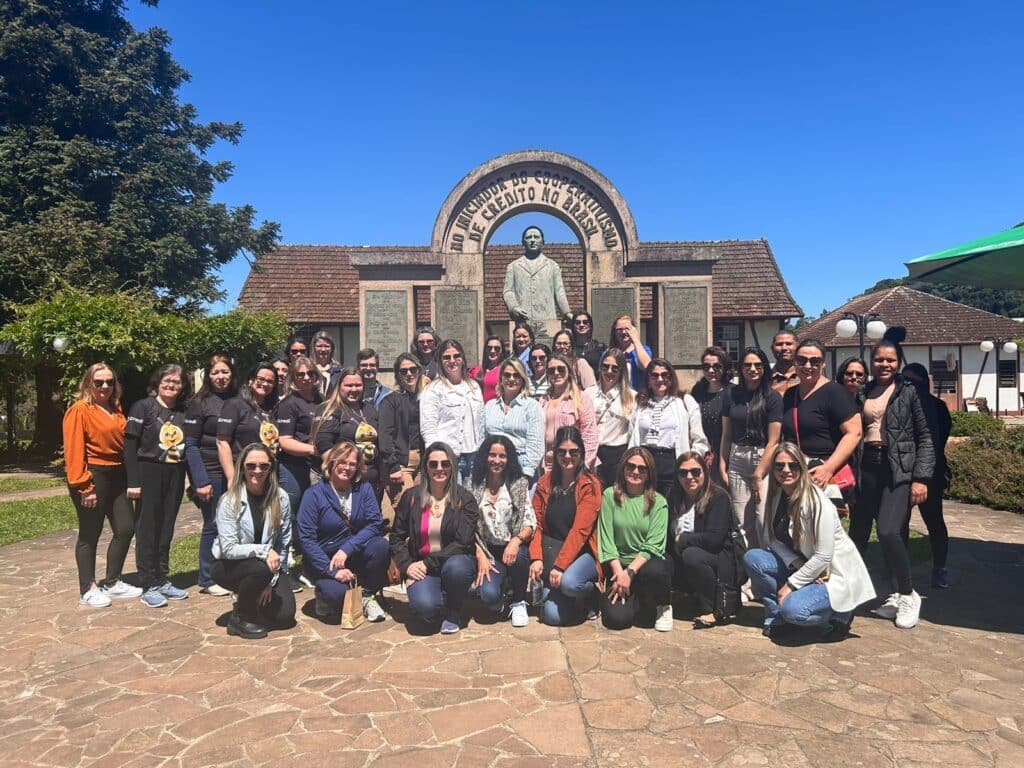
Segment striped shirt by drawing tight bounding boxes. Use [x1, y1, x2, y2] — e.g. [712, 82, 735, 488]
[484, 395, 545, 478]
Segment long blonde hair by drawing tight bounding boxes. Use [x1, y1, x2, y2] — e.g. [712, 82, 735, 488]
[311, 366, 361, 446]
[546, 353, 583, 417]
[765, 441, 821, 552]
[224, 444, 283, 533]
[75, 363, 122, 409]
[598, 348, 634, 417]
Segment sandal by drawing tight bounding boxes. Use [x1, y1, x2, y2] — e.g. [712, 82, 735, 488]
[692, 616, 718, 629]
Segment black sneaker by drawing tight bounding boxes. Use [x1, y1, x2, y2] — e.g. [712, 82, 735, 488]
[821, 616, 854, 643]
[226, 612, 268, 640]
[289, 572, 304, 593]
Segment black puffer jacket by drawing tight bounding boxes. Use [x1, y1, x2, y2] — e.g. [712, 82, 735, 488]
[863, 376, 935, 485]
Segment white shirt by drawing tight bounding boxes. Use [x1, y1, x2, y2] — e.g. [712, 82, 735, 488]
[584, 384, 633, 447]
[673, 505, 695, 537]
[419, 379, 485, 455]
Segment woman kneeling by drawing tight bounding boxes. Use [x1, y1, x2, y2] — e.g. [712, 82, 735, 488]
[390, 442, 479, 634]
[743, 443, 875, 641]
[212, 444, 296, 639]
[298, 442, 390, 622]
[598, 447, 673, 631]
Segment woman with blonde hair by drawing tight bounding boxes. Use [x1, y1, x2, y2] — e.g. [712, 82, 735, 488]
[484, 357, 544, 480]
[598, 447, 673, 631]
[419, 339, 485, 484]
[313, 366, 381, 494]
[584, 348, 635, 487]
[63, 363, 140, 608]
[743, 442, 875, 641]
[211, 443, 295, 639]
[540, 353, 598, 471]
[298, 441, 389, 622]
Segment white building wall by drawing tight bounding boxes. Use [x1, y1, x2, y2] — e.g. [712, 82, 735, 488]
[746, 319, 783, 355]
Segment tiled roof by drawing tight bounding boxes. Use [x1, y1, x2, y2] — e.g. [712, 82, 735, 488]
[798, 286, 1024, 346]
[238, 239, 802, 324]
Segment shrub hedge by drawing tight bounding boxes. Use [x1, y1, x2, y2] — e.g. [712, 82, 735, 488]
[950, 411, 1005, 437]
[947, 427, 1024, 514]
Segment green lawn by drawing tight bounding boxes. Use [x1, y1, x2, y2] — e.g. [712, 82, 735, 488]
[0, 495, 77, 547]
[169, 533, 199, 578]
[0, 476, 63, 494]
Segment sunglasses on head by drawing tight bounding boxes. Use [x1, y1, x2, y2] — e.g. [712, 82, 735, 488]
[773, 461, 801, 472]
[677, 466, 703, 478]
[428, 459, 452, 470]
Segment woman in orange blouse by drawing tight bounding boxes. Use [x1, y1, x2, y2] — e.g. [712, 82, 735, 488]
[63, 363, 141, 608]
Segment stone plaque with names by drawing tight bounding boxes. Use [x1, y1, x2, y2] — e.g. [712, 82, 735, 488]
[364, 290, 408, 369]
[663, 285, 708, 365]
[435, 289, 479, 366]
[590, 287, 636, 342]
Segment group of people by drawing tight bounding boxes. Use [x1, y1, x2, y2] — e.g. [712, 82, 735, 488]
[62, 317, 948, 642]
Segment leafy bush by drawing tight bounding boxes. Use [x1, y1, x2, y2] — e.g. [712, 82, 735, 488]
[950, 411, 1005, 437]
[947, 428, 1024, 513]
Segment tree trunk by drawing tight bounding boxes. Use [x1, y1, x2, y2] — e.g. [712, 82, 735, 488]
[32, 363, 62, 453]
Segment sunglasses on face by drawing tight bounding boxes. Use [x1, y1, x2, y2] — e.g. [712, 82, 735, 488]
[844, 371, 865, 380]
[441, 354, 462, 362]
[795, 356, 823, 367]
[428, 460, 452, 470]
[295, 371, 316, 379]
[574, 319, 591, 327]
[547, 365, 568, 375]
[601, 363, 620, 373]
[501, 372, 522, 381]
[555, 448, 581, 458]
[399, 366, 419, 376]
[288, 348, 307, 356]
[677, 467, 703, 479]
[624, 462, 649, 475]
[417, 339, 435, 347]
[702, 363, 723, 372]
[92, 379, 115, 388]
[773, 461, 801, 473]
[649, 371, 672, 381]
[486, 345, 502, 352]
[244, 462, 271, 471]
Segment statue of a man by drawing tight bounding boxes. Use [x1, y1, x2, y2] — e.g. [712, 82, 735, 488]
[503, 226, 573, 341]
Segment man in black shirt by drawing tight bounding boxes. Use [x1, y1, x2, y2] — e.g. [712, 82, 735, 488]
[357, 348, 392, 410]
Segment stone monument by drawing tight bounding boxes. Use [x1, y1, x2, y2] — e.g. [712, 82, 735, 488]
[502, 225, 573, 343]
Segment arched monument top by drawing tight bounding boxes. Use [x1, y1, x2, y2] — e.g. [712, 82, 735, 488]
[431, 149, 640, 260]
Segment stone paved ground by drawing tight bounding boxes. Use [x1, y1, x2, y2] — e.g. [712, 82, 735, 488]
[1, 500, 1022, 767]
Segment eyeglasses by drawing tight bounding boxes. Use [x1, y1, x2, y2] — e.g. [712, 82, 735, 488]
[417, 338, 436, 347]
[92, 379, 115, 388]
[428, 459, 452, 470]
[794, 356, 823, 367]
[530, 354, 548, 362]
[501, 372, 522, 381]
[649, 371, 672, 381]
[288, 348, 307, 356]
[334, 460, 358, 470]
[742, 362, 765, 370]
[254, 377, 277, 386]
[574, 319, 591, 327]
[843, 371, 865, 380]
[486, 345, 503, 352]
[441, 354, 462, 362]
[677, 467, 703, 478]
[295, 371, 316, 379]
[773, 461, 801, 473]
[547, 365, 568, 375]
[624, 462, 649, 475]
[702, 363, 723, 372]
[398, 366, 419, 376]
[601, 363, 620, 373]
[555, 448, 581, 458]
[244, 462, 271, 471]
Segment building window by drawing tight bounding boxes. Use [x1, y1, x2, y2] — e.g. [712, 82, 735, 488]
[714, 323, 741, 362]
[998, 358, 1017, 389]
[930, 360, 957, 395]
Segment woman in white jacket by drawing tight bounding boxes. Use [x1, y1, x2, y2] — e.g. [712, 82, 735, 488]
[419, 339, 485, 484]
[628, 357, 709, 498]
[743, 441, 875, 642]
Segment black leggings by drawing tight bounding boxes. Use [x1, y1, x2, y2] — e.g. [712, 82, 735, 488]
[71, 464, 135, 594]
[601, 557, 672, 630]
[134, 462, 186, 589]
[596, 444, 627, 489]
[650, 448, 677, 500]
[675, 546, 721, 615]
[850, 450, 913, 594]
[902, 477, 949, 569]
[212, 558, 296, 625]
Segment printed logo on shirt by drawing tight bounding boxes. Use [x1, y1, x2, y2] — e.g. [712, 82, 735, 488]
[217, 417, 233, 424]
[159, 423, 185, 463]
[127, 415, 145, 425]
[354, 421, 377, 461]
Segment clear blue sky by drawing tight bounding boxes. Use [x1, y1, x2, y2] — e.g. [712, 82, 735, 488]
[129, 1, 1023, 318]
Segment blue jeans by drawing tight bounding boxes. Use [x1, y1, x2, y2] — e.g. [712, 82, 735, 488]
[277, 460, 309, 555]
[197, 474, 225, 588]
[307, 535, 390, 609]
[743, 548, 851, 628]
[407, 554, 476, 625]
[541, 552, 598, 626]
[477, 542, 531, 612]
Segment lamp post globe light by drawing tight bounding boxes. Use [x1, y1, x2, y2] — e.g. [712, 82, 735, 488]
[835, 312, 886, 359]
[978, 337, 1020, 415]
[52, 336, 68, 354]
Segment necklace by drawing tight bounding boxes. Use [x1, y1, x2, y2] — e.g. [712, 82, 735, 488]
[429, 495, 445, 517]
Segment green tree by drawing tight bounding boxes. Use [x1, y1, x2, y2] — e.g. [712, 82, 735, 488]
[0, 0, 279, 317]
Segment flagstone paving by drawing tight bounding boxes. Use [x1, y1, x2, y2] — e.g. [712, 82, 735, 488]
[0, 500, 1021, 767]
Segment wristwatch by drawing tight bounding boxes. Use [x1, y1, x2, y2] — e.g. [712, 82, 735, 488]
[625, 566, 637, 579]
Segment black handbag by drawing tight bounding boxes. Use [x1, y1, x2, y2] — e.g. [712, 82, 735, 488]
[713, 523, 749, 622]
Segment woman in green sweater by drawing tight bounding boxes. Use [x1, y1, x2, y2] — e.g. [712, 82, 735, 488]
[598, 446, 673, 631]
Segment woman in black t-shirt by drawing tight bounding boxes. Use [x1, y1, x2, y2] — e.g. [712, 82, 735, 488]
[126, 364, 189, 607]
[275, 355, 322, 521]
[216, 363, 280, 485]
[780, 340, 862, 500]
[313, 367, 382, 496]
[184, 355, 237, 595]
[719, 347, 783, 548]
[691, 346, 733, 486]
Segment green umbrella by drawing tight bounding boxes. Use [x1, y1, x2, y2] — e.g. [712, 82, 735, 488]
[905, 225, 1024, 289]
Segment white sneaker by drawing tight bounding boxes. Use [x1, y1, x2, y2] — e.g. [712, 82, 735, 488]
[199, 584, 231, 597]
[895, 590, 921, 629]
[875, 593, 900, 620]
[79, 587, 112, 609]
[102, 580, 142, 599]
[654, 604, 674, 632]
[362, 594, 386, 622]
[509, 600, 529, 628]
